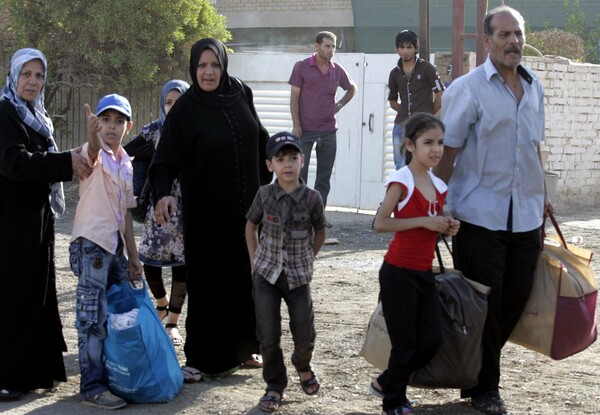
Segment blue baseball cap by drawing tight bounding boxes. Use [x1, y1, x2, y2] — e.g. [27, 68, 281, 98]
[267, 131, 302, 158]
[96, 94, 132, 120]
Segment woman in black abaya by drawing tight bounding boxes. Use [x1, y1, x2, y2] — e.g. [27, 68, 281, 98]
[149, 38, 272, 380]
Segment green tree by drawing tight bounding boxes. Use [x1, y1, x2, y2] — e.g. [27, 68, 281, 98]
[5, 0, 231, 88]
[525, 28, 585, 62]
[563, 0, 600, 63]
[2, 0, 230, 140]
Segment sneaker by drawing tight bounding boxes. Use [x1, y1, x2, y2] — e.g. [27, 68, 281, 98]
[82, 390, 127, 409]
[387, 400, 413, 414]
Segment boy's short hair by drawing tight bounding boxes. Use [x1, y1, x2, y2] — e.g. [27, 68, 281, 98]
[395, 30, 419, 49]
[267, 131, 302, 158]
[96, 94, 132, 121]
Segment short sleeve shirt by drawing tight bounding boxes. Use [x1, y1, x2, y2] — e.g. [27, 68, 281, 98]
[288, 54, 355, 132]
[388, 58, 445, 124]
[71, 142, 136, 254]
[246, 179, 327, 289]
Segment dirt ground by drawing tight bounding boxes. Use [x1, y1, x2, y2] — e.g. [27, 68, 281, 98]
[4, 182, 600, 415]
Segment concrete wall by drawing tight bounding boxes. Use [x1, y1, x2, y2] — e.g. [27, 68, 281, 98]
[217, 0, 353, 28]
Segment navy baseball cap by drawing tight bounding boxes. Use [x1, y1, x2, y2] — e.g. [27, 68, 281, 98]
[267, 131, 302, 158]
[96, 94, 132, 120]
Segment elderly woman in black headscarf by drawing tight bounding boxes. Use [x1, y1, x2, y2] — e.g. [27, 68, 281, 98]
[0, 48, 90, 401]
[149, 38, 272, 381]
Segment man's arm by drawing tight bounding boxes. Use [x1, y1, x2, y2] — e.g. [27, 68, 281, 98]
[537, 144, 553, 216]
[290, 85, 302, 138]
[434, 146, 459, 184]
[335, 84, 357, 113]
[433, 90, 444, 116]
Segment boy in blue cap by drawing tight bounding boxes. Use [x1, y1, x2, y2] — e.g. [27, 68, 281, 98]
[69, 94, 143, 409]
[245, 131, 327, 412]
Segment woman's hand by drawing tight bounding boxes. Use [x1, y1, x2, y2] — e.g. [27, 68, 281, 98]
[70, 147, 92, 180]
[154, 196, 177, 226]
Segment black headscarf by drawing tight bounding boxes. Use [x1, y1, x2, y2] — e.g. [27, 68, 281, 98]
[188, 38, 241, 108]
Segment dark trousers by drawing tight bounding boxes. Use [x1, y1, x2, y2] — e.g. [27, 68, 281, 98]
[252, 273, 316, 394]
[377, 262, 442, 411]
[455, 221, 541, 398]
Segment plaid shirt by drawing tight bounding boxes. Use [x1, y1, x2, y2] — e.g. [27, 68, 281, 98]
[246, 179, 326, 289]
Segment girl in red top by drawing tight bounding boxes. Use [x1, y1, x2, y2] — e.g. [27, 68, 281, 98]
[370, 113, 460, 415]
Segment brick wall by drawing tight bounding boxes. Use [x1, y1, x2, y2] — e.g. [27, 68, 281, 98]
[526, 56, 600, 210]
[436, 52, 600, 210]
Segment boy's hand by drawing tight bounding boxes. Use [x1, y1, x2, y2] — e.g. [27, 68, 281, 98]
[84, 104, 102, 159]
[84, 103, 102, 134]
[128, 258, 143, 281]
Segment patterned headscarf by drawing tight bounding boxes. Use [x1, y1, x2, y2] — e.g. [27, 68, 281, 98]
[1, 48, 65, 216]
[158, 79, 190, 130]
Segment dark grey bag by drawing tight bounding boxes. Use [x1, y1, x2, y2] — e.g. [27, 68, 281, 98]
[360, 239, 490, 389]
[409, 240, 491, 389]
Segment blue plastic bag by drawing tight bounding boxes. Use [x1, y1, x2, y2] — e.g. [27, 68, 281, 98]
[104, 278, 183, 403]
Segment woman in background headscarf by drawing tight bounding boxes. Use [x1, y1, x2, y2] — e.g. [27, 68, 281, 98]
[124, 79, 190, 346]
[150, 38, 272, 382]
[0, 48, 90, 401]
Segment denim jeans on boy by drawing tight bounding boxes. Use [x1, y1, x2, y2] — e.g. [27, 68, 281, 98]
[299, 130, 336, 208]
[69, 236, 129, 398]
[252, 273, 316, 394]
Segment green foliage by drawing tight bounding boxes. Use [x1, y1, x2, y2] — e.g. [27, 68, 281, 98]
[525, 28, 585, 62]
[563, 0, 600, 63]
[5, 0, 231, 87]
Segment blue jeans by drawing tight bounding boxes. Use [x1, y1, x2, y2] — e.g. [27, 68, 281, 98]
[392, 123, 406, 170]
[69, 236, 129, 398]
[300, 131, 336, 208]
[252, 273, 316, 394]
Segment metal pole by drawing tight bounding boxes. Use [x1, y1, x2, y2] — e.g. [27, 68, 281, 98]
[419, 0, 430, 61]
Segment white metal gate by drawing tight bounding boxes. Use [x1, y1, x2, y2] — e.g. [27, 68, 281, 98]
[229, 52, 398, 211]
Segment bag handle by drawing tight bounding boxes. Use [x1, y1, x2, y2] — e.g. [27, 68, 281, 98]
[435, 235, 453, 274]
[544, 211, 569, 251]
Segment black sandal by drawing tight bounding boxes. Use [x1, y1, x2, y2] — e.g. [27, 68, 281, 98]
[0, 388, 23, 401]
[471, 391, 507, 415]
[298, 370, 320, 395]
[156, 305, 169, 321]
[258, 391, 282, 413]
